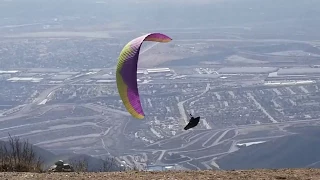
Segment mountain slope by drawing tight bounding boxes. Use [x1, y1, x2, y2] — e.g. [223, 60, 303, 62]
[216, 127, 320, 170]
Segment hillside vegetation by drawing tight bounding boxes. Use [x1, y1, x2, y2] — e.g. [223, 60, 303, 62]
[0, 135, 124, 172]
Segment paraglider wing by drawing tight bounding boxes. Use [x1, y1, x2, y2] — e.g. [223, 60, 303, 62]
[116, 33, 172, 119]
[184, 117, 200, 130]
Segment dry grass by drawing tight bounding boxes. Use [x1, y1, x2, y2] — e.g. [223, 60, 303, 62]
[69, 156, 125, 172]
[0, 169, 320, 180]
[0, 134, 43, 172]
[69, 159, 88, 172]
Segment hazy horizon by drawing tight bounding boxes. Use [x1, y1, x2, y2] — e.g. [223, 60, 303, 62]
[1, 0, 320, 32]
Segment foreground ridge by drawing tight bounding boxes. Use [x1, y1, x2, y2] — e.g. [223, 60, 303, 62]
[0, 169, 320, 180]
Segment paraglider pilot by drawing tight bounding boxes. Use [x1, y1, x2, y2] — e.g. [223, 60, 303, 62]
[184, 113, 200, 130]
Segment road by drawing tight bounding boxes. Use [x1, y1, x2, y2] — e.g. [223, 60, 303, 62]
[247, 92, 278, 123]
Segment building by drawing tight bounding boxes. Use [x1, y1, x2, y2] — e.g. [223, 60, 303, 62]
[137, 69, 148, 74]
[7, 77, 43, 83]
[145, 164, 177, 171]
[236, 141, 266, 148]
[0, 70, 19, 74]
[50, 74, 73, 81]
[146, 68, 171, 74]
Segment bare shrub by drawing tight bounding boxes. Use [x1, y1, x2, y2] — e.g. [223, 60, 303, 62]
[100, 157, 125, 172]
[69, 159, 88, 172]
[0, 134, 43, 172]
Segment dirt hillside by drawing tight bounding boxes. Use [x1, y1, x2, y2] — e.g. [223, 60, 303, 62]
[1, 169, 319, 180]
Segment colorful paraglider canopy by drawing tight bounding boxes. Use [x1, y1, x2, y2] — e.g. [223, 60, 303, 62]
[116, 33, 172, 119]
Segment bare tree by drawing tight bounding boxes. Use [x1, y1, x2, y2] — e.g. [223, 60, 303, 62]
[70, 159, 88, 172]
[0, 134, 43, 172]
[101, 157, 116, 172]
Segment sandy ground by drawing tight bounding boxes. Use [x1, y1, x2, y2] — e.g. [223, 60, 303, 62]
[1, 169, 320, 180]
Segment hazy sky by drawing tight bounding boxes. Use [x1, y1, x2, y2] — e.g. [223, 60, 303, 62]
[1, 0, 320, 31]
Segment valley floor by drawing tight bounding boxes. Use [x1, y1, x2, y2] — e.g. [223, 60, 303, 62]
[1, 169, 320, 180]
